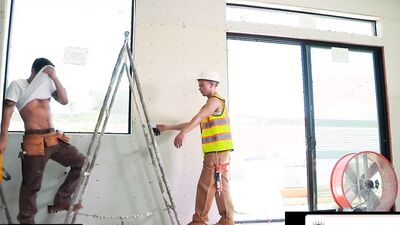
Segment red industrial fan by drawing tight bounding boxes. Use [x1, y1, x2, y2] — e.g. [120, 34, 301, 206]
[330, 151, 398, 211]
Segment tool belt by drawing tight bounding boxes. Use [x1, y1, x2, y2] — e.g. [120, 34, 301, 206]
[21, 130, 71, 156]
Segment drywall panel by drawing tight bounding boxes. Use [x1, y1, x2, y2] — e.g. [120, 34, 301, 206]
[389, 97, 400, 208]
[134, 1, 228, 223]
[136, 0, 226, 28]
[134, 23, 228, 122]
[1, 131, 178, 225]
[133, 25, 228, 225]
[382, 17, 400, 98]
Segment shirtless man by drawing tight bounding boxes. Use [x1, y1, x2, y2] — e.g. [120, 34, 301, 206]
[0, 58, 86, 224]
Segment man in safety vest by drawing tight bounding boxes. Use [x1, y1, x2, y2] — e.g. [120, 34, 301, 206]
[156, 71, 234, 225]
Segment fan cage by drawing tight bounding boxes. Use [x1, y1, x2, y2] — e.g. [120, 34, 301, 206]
[330, 151, 398, 211]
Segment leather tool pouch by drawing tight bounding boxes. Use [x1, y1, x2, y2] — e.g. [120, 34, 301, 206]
[22, 135, 46, 156]
[44, 134, 58, 147]
[56, 130, 71, 144]
[22, 133, 59, 156]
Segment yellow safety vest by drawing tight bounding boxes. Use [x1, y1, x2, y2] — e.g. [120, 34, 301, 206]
[200, 93, 234, 153]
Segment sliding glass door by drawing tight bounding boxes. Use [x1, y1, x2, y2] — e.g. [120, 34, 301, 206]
[227, 38, 308, 221]
[227, 35, 388, 221]
[310, 46, 381, 209]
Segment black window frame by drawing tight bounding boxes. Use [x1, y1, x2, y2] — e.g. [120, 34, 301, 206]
[227, 33, 391, 216]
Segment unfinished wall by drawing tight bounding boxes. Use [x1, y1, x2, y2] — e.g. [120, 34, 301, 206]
[0, 0, 400, 224]
[133, 0, 228, 223]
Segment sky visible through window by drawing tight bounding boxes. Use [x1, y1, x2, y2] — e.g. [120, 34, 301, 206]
[7, 0, 132, 133]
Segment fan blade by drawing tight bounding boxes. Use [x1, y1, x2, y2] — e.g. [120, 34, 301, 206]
[361, 162, 379, 180]
[345, 167, 358, 183]
[344, 186, 358, 203]
[367, 191, 381, 210]
[359, 188, 381, 211]
[362, 154, 370, 179]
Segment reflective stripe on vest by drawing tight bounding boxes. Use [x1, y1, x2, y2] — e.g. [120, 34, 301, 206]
[202, 132, 232, 144]
[200, 94, 234, 153]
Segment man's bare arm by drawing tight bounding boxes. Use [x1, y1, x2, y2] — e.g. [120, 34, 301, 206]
[156, 123, 189, 132]
[45, 66, 68, 105]
[0, 100, 16, 153]
[180, 98, 220, 134]
[174, 97, 221, 148]
[157, 97, 220, 133]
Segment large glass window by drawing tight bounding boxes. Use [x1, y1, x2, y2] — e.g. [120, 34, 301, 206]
[227, 35, 388, 220]
[5, 0, 132, 133]
[226, 4, 376, 36]
[310, 47, 381, 209]
[228, 38, 308, 222]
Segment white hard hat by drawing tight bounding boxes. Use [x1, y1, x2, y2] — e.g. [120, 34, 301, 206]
[197, 71, 221, 83]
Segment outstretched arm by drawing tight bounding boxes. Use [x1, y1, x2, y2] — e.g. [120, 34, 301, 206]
[156, 123, 189, 132]
[0, 100, 16, 153]
[173, 97, 221, 148]
[45, 66, 69, 105]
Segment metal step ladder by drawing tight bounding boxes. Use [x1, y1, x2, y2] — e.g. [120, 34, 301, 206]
[63, 31, 181, 225]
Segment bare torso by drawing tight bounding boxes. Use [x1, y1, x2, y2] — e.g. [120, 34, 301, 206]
[20, 98, 53, 130]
